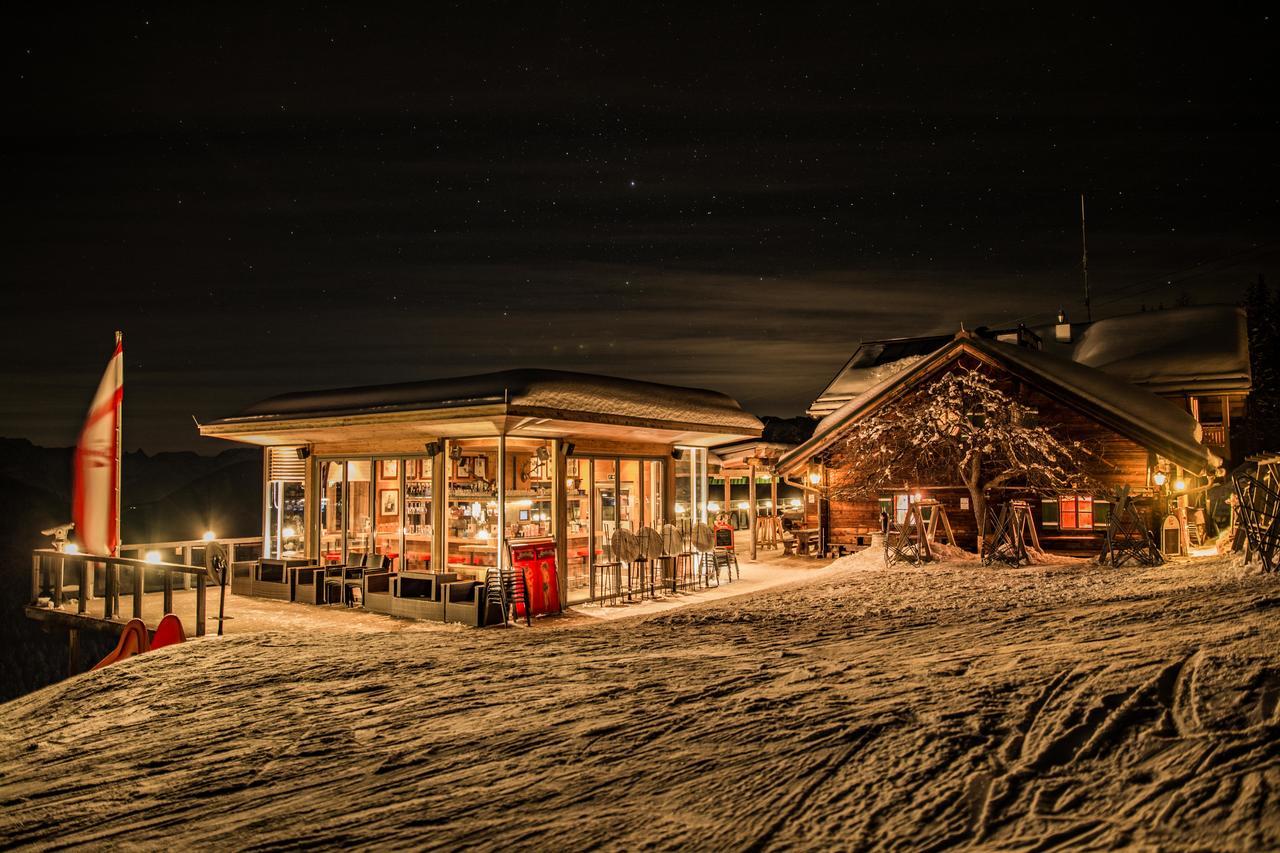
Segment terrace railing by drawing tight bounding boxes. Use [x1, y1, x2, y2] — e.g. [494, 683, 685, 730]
[30, 537, 262, 637]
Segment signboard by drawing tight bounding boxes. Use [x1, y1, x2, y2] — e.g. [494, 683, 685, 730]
[508, 537, 561, 616]
[713, 521, 734, 549]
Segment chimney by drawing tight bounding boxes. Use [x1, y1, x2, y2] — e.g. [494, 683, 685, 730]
[1054, 309, 1072, 344]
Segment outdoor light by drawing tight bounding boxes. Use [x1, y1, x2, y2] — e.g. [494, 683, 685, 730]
[675, 502, 686, 514]
[145, 551, 162, 564]
[1174, 478, 1187, 492]
[282, 526, 296, 538]
[761, 472, 771, 481]
[737, 501, 749, 510]
[808, 472, 822, 484]
[790, 499, 802, 508]
[64, 543, 79, 555]
[1153, 471, 1168, 487]
[202, 530, 216, 542]
[708, 501, 721, 512]
[477, 529, 490, 540]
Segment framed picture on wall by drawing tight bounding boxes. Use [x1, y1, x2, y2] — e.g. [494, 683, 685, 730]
[380, 459, 399, 480]
[379, 489, 399, 517]
[457, 457, 473, 478]
[402, 459, 417, 479]
[473, 456, 487, 479]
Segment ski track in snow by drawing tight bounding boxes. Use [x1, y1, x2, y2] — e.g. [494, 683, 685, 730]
[2, 556, 1279, 850]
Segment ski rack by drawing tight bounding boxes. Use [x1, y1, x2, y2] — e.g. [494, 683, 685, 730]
[1099, 485, 1164, 567]
[981, 500, 1039, 567]
[1233, 463, 1280, 573]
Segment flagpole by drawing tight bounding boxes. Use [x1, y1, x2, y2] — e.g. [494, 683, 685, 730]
[114, 330, 122, 558]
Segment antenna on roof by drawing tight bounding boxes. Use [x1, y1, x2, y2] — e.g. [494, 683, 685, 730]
[1080, 193, 1092, 322]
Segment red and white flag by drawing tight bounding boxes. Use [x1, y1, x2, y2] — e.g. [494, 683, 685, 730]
[73, 334, 123, 556]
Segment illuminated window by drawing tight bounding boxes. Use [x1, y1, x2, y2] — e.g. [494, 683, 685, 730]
[1059, 495, 1093, 530]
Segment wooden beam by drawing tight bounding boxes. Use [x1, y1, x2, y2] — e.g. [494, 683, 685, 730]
[24, 605, 128, 636]
[748, 462, 758, 562]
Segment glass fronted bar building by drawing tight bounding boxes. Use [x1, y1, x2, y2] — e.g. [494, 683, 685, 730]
[200, 369, 761, 606]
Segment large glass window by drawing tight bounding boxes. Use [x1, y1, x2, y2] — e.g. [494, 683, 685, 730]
[506, 439, 553, 540]
[373, 458, 401, 569]
[446, 440, 499, 578]
[345, 461, 372, 565]
[566, 457, 592, 596]
[319, 460, 344, 564]
[674, 446, 707, 533]
[642, 459, 664, 527]
[404, 457, 433, 572]
[265, 448, 306, 558]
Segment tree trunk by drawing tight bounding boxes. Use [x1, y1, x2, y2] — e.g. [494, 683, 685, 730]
[967, 454, 986, 553]
[970, 485, 987, 553]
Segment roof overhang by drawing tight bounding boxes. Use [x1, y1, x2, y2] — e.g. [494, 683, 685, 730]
[200, 403, 759, 449]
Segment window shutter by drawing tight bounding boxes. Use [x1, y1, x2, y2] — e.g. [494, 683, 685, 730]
[267, 447, 306, 481]
[1041, 497, 1059, 529]
[1093, 500, 1111, 529]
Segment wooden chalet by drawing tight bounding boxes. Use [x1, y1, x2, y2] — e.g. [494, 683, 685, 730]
[199, 368, 761, 616]
[779, 327, 1225, 557]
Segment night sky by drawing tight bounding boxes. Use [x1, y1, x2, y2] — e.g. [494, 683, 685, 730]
[4, 4, 1276, 452]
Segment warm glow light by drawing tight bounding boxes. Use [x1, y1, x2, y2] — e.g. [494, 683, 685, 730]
[1153, 471, 1167, 487]
[761, 473, 771, 481]
[64, 543, 79, 555]
[913, 492, 923, 502]
[737, 501, 749, 510]
[808, 472, 822, 484]
[763, 500, 772, 507]
[1174, 479, 1186, 492]
[145, 551, 162, 564]
[674, 502, 686, 514]
[476, 529, 491, 540]
[708, 501, 721, 512]
[202, 530, 216, 542]
[789, 499, 802, 508]
[282, 526, 296, 538]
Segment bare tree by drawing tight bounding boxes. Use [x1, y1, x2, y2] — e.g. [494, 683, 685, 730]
[824, 367, 1098, 548]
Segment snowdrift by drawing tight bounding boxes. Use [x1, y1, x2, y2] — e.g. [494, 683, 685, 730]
[2, 557, 1278, 849]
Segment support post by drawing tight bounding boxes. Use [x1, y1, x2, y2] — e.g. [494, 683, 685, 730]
[196, 573, 207, 637]
[78, 560, 88, 613]
[53, 557, 64, 607]
[748, 461, 758, 562]
[67, 629, 79, 677]
[163, 570, 174, 614]
[133, 564, 144, 619]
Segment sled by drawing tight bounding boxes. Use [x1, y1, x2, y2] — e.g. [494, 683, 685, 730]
[150, 613, 187, 650]
[91, 618, 150, 670]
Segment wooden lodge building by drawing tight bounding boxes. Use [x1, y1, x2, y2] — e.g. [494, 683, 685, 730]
[199, 369, 761, 614]
[779, 306, 1249, 557]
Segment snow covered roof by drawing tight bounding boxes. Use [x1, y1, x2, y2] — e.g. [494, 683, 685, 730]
[205, 368, 763, 434]
[808, 305, 1250, 416]
[807, 336, 952, 416]
[781, 332, 1219, 476]
[1070, 305, 1250, 393]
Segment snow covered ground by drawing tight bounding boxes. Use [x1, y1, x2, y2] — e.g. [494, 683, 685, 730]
[2, 551, 1279, 850]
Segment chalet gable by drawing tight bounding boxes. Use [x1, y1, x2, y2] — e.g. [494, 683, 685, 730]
[779, 332, 1220, 477]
